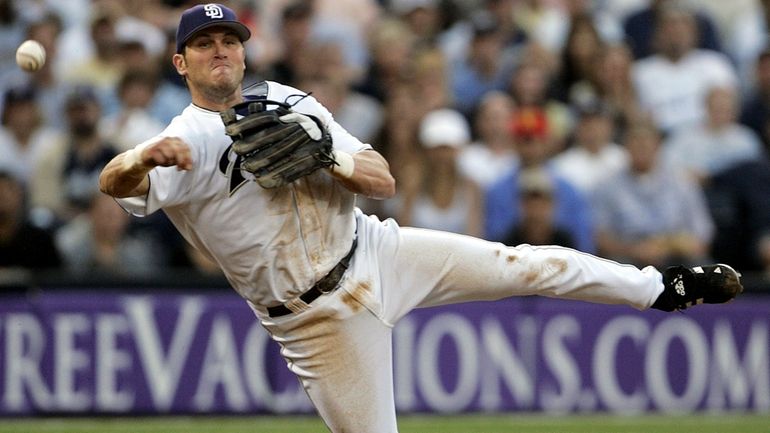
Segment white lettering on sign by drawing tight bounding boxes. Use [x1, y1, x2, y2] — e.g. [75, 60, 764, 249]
[540, 315, 581, 413]
[646, 317, 709, 412]
[707, 320, 769, 410]
[95, 314, 133, 411]
[593, 316, 649, 413]
[54, 314, 91, 410]
[3, 313, 52, 411]
[193, 315, 248, 411]
[123, 297, 204, 411]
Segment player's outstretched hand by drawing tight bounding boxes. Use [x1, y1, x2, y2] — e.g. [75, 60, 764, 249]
[140, 137, 193, 171]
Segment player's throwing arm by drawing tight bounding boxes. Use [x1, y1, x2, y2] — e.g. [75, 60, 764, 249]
[99, 137, 193, 198]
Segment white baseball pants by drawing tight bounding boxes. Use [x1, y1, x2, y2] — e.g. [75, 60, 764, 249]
[256, 212, 663, 432]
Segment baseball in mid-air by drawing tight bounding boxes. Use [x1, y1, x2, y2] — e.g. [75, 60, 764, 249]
[15, 40, 46, 72]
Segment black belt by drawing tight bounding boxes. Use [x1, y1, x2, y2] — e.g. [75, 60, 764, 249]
[267, 238, 358, 318]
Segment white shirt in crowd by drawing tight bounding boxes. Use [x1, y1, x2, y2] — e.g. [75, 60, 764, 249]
[632, 49, 737, 133]
[552, 143, 629, 196]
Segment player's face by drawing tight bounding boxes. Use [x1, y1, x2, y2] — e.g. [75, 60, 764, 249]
[174, 27, 246, 102]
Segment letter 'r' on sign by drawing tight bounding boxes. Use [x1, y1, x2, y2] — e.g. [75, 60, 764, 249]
[204, 4, 223, 19]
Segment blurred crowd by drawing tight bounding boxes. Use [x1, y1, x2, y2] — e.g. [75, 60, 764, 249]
[1, 0, 769, 282]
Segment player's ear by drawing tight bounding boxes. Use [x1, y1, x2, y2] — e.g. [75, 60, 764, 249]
[172, 53, 187, 77]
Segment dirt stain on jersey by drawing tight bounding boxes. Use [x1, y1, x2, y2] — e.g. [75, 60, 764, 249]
[522, 257, 568, 285]
[507, 254, 518, 263]
[547, 257, 568, 275]
[523, 268, 539, 285]
[340, 280, 372, 313]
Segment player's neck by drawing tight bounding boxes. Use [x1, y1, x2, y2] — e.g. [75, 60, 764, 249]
[189, 87, 243, 112]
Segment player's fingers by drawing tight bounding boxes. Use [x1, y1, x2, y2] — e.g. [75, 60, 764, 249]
[148, 145, 177, 166]
[173, 144, 193, 170]
[147, 137, 193, 169]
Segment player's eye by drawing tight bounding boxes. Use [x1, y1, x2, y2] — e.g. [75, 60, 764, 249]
[194, 39, 212, 48]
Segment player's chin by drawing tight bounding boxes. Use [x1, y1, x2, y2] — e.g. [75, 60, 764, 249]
[208, 71, 242, 93]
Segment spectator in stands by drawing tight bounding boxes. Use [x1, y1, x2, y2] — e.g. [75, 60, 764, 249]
[100, 69, 165, 152]
[477, 0, 527, 52]
[394, 108, 483, 236]
[269, 1, 315, 86]
[55, 192, 164, 277]
[298, 70, 383, 146]
[592, 122, 713, 269]
[376, 80, 422, 203]
[588, 43, 643, 133]
[514, 0, 622, 55]
[705, 159, 770, 275]
[458, 91, 519, 188]
[150, 29, 191, 125]
[30, 86, 117, 223]
[371, 46, 452, 187]
[508, 62, 573, 150]
[623, 0, 723, 59]
[631, 3, 737, 133]
[356, 18, 416, 103]
[724, 0, 770, 91]
[0, 167, 61, 270]
[556, 13, 606, 103]
[0, 86, 63, 181]
[0, 0, 24, 77]
[552, 100, 628, 196]
[512, 0, 563, 49]
[665, 86, 764, 185]
[449, 11, 517, 114]
[502, 166, 575, 249]
[310, 0, 373, 84]
[740, 49, 770, 152]
[61, 9, 123, 94]
[485, 107, 594, 252]
[389, 0, 442, 45]
[412, 46, 453, 113]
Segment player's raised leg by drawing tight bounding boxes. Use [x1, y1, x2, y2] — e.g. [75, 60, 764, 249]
[376, 227, 741, 323]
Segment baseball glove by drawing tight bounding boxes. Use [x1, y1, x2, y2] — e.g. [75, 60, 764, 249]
[220, 99, 335, 189]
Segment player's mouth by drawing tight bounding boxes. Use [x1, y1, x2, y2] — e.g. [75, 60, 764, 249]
[211, 62, 231, 71]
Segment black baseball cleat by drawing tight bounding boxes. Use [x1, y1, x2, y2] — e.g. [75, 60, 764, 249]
[651, 264, 744, 312]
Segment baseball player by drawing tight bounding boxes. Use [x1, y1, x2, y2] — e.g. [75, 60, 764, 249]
[98, 4, 743, 432]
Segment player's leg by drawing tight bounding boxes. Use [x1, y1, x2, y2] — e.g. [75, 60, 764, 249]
[258, 291, 398, 433]
[376, 227, 740, 323]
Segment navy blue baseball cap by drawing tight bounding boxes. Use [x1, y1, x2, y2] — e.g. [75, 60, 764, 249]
[176, 3, 251, 53]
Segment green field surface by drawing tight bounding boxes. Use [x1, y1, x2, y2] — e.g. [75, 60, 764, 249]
[1, 413, 768, 433]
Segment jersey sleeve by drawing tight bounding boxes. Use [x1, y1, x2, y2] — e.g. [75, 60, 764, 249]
[265, 81, 372, 154]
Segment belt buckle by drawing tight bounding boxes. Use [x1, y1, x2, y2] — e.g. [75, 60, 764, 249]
[316, 274, 337, 293]
[317, 265, 344, 293]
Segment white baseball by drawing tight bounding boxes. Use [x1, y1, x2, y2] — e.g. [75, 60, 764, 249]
[16, 40, 46, 72]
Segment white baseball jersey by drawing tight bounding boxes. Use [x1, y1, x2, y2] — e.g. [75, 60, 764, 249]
[117, 81, 370, 306]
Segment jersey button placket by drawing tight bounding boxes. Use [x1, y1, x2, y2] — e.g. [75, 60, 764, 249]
[294, 185, 325, 270]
